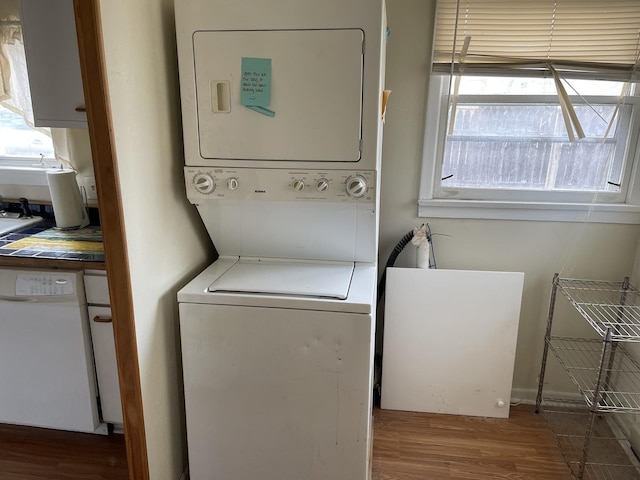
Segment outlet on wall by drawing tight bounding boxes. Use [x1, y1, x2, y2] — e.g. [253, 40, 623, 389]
[82, 175, 98, 201]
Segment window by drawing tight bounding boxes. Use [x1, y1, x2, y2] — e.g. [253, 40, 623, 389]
[0, 104, 54, 166]
[419, 0, 640, 223]
[0, 13, 55, 170]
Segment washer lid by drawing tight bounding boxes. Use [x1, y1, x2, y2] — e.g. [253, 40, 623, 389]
[207, 257, 354, 299]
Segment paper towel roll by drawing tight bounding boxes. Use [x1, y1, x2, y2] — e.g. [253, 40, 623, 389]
[47, 169, 89, 229]
[417, 242, 430, 269]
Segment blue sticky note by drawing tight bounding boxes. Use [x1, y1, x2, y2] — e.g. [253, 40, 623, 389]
[241, 57, 272, 108]
[247, 106, 276, 117]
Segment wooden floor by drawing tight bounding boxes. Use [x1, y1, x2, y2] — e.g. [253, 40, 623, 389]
[0, 405, 570, 480]
[0, 423, 128, 480]
[372, 404, 573, 480]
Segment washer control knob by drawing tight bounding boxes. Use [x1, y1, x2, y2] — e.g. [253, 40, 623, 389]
[227, 177, 239, 190]
[193, 172, 216, 194]
[345, 175, 368, 198]
[293, 180, 305, 192]
[316, 178, 330, 192]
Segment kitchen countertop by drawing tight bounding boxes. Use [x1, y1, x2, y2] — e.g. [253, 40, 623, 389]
[0, 221, 106, 270]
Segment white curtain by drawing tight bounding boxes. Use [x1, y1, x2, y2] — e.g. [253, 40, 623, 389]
[0, 20, 37, 127]
[0, 11, 75, 168]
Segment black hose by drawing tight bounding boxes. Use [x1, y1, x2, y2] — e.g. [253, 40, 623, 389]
[377, 230, 414, 303]
[373, 229, 415, 406]
[374, 226, 438, 405]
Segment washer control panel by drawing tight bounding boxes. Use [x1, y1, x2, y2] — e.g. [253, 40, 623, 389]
[185, 167, 376, 203]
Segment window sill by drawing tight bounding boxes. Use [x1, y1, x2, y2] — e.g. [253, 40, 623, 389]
[0, 166, 50, 187]
[418, 199, 640, 224]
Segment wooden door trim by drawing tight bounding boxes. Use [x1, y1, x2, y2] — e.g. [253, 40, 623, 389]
[73, 1, 149, 479]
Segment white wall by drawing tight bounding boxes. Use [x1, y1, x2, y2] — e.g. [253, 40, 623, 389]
[380, 0, 640, 398]
[99, 0, 211, 478]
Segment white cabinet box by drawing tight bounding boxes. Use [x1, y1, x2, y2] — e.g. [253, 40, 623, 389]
[84, 271, 123, 425]
[20, 0, 87, 128]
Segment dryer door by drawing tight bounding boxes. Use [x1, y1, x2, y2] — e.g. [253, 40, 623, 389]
[193, 29, 364, 162]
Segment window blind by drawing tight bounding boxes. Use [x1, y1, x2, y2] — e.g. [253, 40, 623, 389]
[433, 0, 640, 81]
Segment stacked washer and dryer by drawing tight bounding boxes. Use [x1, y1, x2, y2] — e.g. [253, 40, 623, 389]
[175, 1, 387, 478]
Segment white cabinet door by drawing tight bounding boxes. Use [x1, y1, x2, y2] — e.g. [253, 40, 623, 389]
[20, 0, 87, 128]
[88, 305, 123, 425]
[84, 271, 123, 425]
[84, 273, 111, 305]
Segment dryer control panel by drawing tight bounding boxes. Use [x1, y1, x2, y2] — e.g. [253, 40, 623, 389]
[185, 167, 376, 203]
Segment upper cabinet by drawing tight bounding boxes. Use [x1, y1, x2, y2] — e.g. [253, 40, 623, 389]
[20, 0, 87, 128]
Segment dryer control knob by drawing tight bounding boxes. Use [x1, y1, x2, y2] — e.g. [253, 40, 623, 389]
[293, 180, 305, 192]
[345, 175, 368, 198]
[227, 177, 239, 190]
[316, 178, 330, 192]
[193, 173, 216, 194]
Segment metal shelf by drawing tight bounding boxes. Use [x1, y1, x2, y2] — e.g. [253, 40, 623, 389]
[539, 401, 640, 480]
[557, 278, 640, 342]
[548, 337, 640, 413]
[568, 462, 640, 480]
[536, 275, 640, 479]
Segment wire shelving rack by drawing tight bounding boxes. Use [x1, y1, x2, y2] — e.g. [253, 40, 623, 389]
[536, 275, 640, 480]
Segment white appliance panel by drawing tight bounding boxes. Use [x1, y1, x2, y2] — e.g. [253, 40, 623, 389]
[0, 269, 103, 433]
[185, 167, 377, 261]
[195, 200, 376, 261]
[194, 29, 363, 162]
[180, 302, 374, 480]
[184, 167, 376, 203]
[381, 268, 524, 419]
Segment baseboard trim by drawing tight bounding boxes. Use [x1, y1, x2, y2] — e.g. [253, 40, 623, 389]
[510, 387, 582, 406]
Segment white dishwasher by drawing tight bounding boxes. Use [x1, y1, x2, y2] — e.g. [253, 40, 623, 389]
[0, 268, 106, 434]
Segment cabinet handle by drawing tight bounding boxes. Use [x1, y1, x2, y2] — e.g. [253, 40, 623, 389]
[75, 106, 87, 112]
[93, 315, 112, 323]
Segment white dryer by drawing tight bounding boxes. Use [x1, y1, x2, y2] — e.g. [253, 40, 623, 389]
[175, 0, 386, 478]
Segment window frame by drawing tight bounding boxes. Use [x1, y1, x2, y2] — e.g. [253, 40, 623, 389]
[418, 74, 640, 224]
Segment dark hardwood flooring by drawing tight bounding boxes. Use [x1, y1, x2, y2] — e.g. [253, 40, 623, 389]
[0, 405, 571, 479]
[0, 423, 128, 480]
